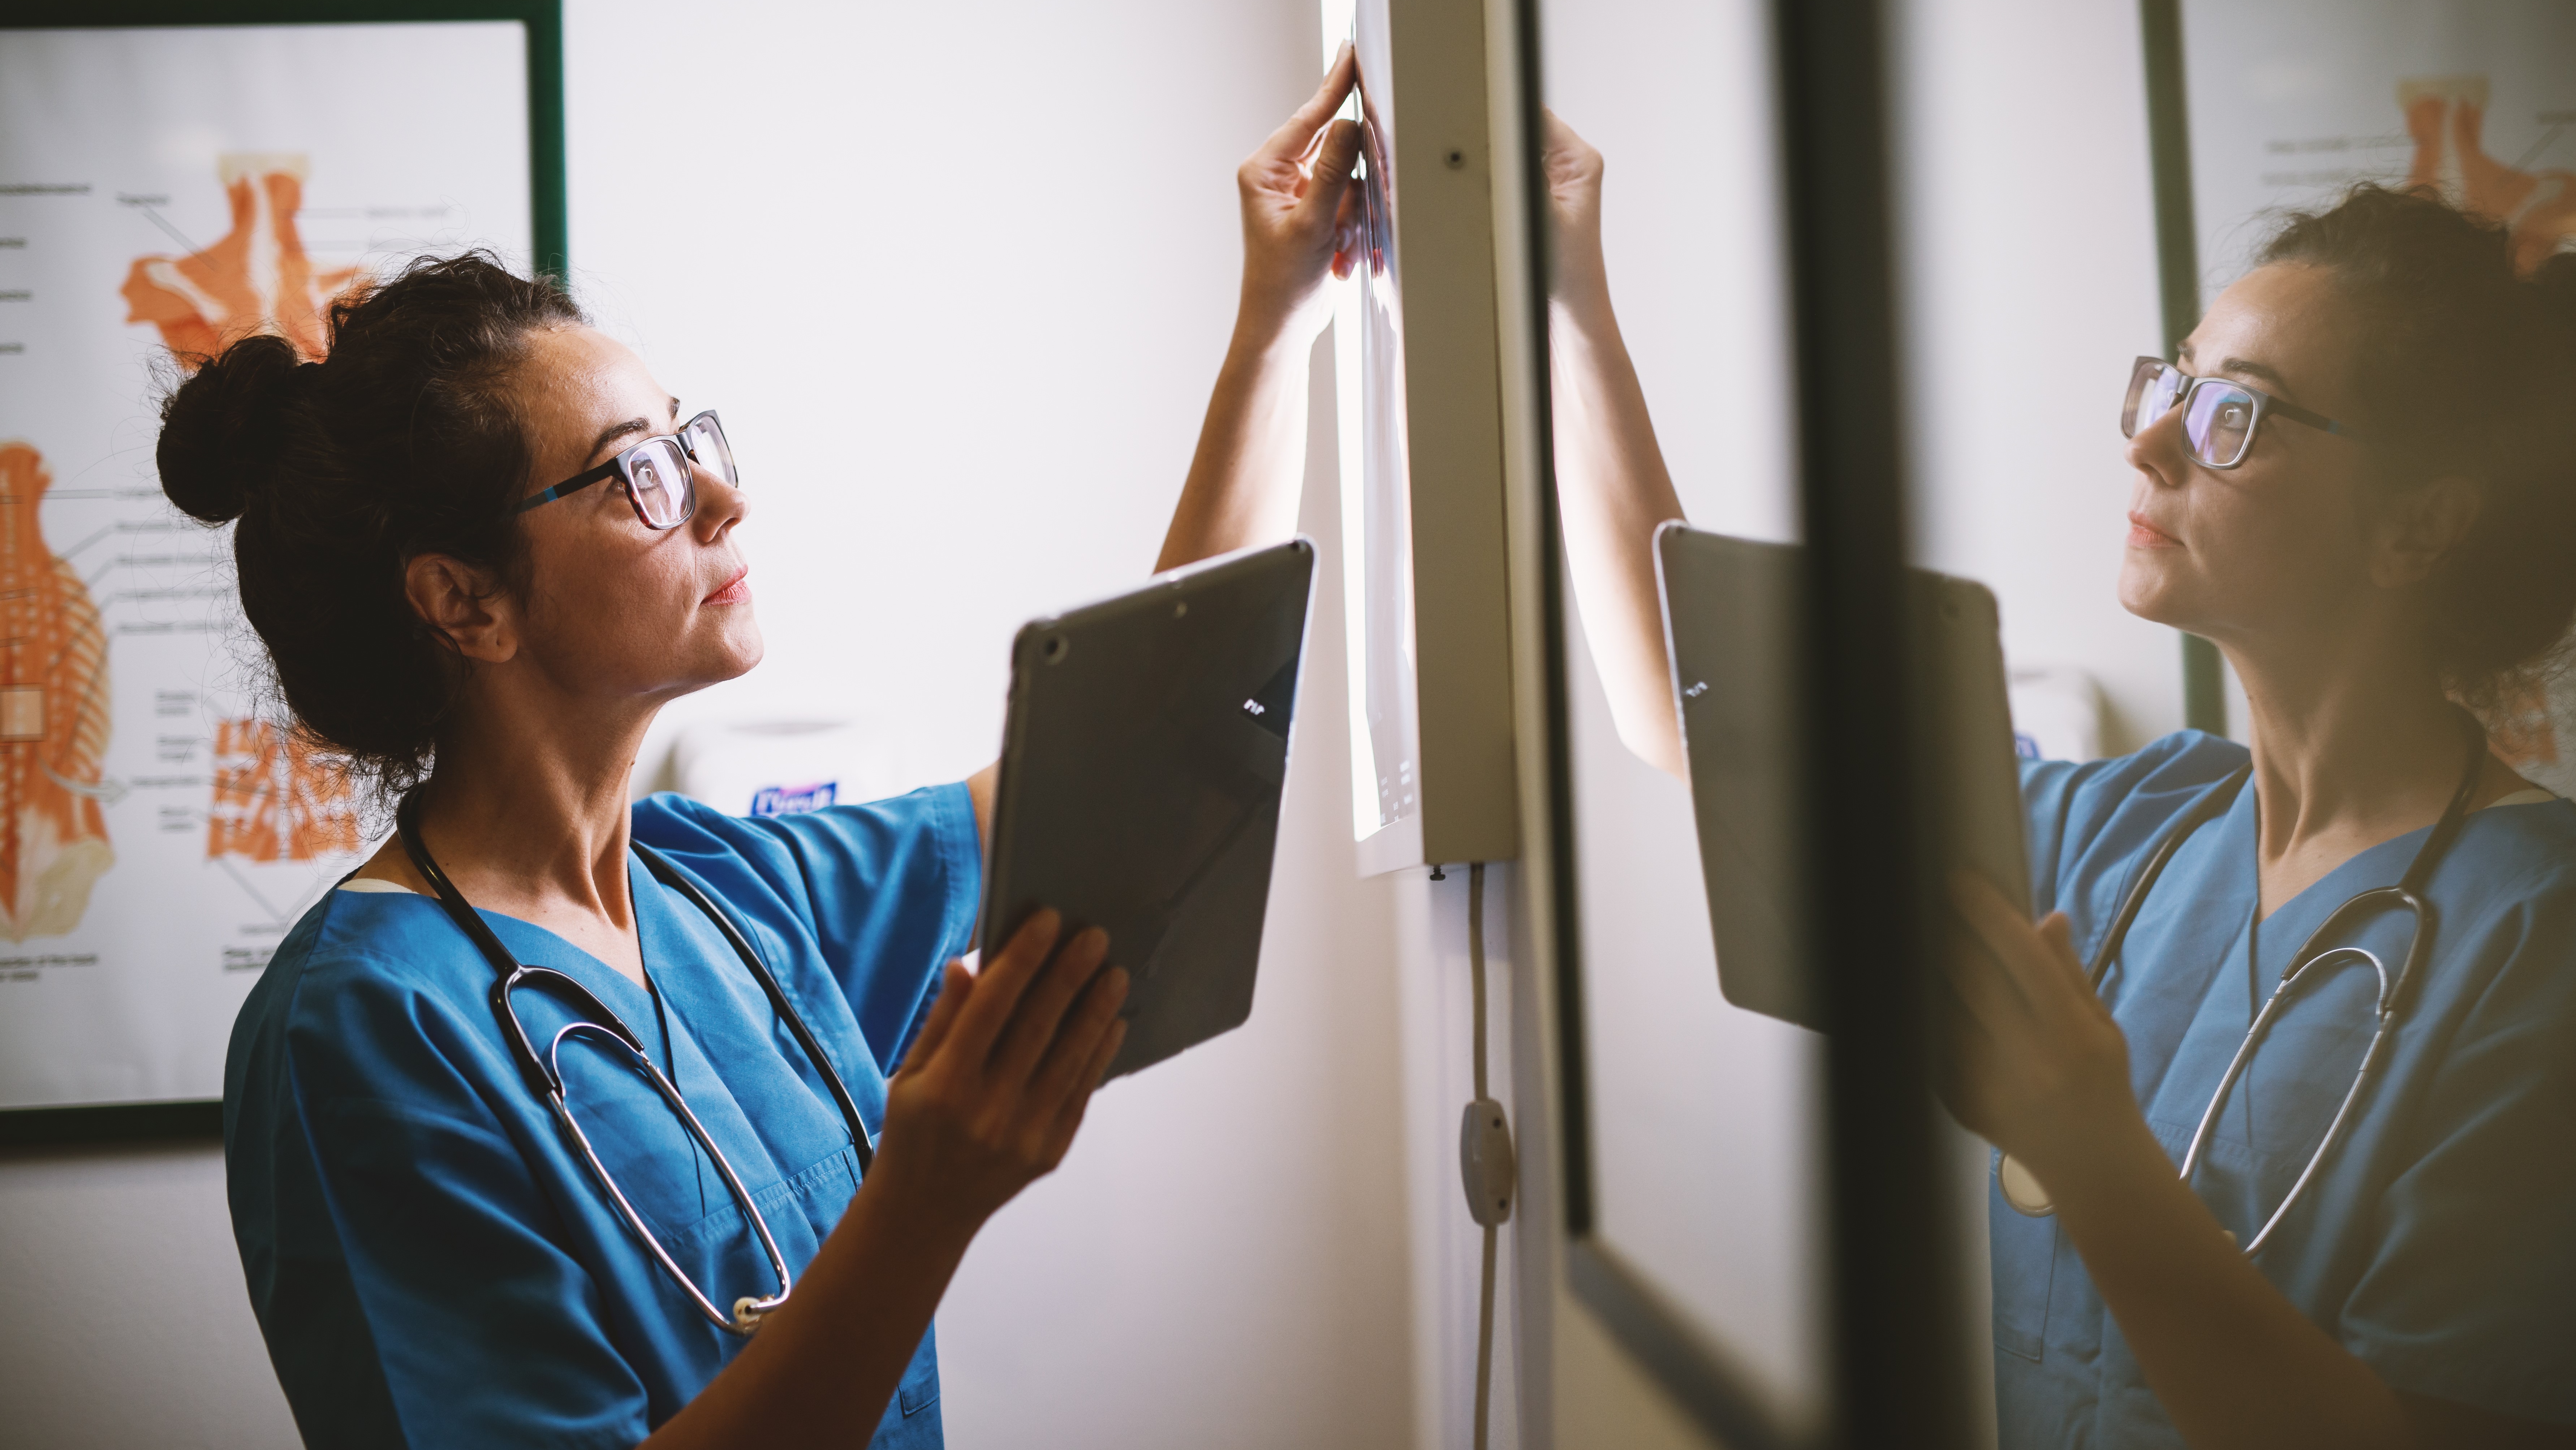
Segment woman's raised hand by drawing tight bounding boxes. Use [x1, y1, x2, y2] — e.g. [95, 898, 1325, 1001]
[1934, 873, 2139, 1187]
[871, 910, 1129, 1230]
[1541, 109, 1609, 315]
[1233, 43, 1364, 346]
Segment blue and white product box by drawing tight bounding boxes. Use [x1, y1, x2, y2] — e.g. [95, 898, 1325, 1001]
[749, 781, 839, 818]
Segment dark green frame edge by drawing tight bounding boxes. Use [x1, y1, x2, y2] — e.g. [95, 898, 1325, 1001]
[2138, 0, 2229, 735]
[0, 1, 565, 1145]
[0, 0, 567, 275]
[0, 1098, 223, 1146]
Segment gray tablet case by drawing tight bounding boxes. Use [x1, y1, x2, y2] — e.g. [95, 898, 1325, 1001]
[1654, 524, 2029, 1031]
[979, 538, 1315, 1078]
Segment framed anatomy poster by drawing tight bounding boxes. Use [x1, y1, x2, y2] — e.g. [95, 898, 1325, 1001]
[2143, 0, 2576, 791]
[0, 3, 564, 1139]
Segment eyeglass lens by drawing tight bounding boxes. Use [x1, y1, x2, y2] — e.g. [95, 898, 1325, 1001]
[2124, 360, 2258, 468]
[617, 414, 737, 531]
[680, 413, 737, 487]
[622, 438, 695, 528]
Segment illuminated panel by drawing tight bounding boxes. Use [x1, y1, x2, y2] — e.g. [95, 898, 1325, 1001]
[1339, 0, 1423, 852]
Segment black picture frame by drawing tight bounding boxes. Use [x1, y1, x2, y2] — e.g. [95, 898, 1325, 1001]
[1521, 0, 1966, 1441]
[0, 0, 566, 1146]
[2137, 0, 2230, 737]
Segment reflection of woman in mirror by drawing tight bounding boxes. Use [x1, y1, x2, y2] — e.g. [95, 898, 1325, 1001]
[1544, 111, 2576, 1448]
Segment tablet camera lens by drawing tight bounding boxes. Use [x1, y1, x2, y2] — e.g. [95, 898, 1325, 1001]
[1042, 634, 1069, 664]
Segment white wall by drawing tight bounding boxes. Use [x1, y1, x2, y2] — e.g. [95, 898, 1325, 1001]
[0, 1141, 301, 1446]
[928, 335, 1414, 1448]
[1894, 0, 2183, 751]
[0, 5, 1419, 1447]
[577, 0, 1322, 790]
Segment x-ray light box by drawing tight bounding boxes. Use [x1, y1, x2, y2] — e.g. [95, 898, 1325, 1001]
[1336, 0, 1519, 876]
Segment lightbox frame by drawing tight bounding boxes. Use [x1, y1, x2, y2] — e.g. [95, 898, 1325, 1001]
[1342, 0, 1524, 878]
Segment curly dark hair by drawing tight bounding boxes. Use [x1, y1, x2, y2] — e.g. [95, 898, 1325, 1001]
[2257, 184, 2576, 707]
[155, 251, 584, 799]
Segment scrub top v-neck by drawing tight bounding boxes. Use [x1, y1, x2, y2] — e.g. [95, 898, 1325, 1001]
[1994, 732, 2576, 1447]
[225, 786, 980, 1450]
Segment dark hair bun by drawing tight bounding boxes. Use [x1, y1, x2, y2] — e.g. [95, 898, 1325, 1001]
[156, 332, 306, 525]
[2259, 185, 2576, 705]
[148, 251, 585, 804]
[2531, 248, 2576, 337]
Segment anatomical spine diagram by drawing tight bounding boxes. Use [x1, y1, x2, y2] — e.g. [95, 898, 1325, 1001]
[121, 152, 369, 872]
[0, 446, 115, 942]
[2402, 77, 2576, 276]
[208, 721, 359, 862]
[121, 154, 357, 360]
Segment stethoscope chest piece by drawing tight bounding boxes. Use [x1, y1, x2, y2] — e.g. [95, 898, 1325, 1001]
[1998, 1152, 2053, 1217]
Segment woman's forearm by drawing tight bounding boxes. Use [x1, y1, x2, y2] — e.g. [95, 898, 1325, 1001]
[642, 1173, 975, 1450]
[1549, 292, 1688, 776]
[2045, 1111, 2411, 1450]
[1158, 306, 1312, 573]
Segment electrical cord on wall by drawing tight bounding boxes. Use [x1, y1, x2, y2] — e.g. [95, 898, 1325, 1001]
[1457, 861, 1515, 1450]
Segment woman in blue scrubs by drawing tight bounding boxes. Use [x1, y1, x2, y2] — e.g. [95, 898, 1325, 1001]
[152, 54, 1367, 1450]
[1542, 109, 2576, 1447]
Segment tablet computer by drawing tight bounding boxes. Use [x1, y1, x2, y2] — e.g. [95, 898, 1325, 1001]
[1654, 523, 2029, 1031]
[978, 538, 1315, 1078]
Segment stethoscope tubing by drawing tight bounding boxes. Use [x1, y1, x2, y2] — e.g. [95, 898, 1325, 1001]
[641, 856, 877, 1176]
[542, 1020, 799, 1333]
[2175, 942, 2396, 1256]
[391, 792, 875, 1334]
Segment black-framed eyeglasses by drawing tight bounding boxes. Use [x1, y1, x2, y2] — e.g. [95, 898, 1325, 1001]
[517, 409, 737, 529]
[2121, 356, 2360, 470]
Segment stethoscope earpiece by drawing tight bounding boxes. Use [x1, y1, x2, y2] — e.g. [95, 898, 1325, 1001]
[1997, 1153, 2053, 1217]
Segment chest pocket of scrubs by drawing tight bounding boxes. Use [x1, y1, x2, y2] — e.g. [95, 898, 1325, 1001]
[860, 1328, 940, 1450]
[553, 1045, 858, 1315]
[899, 1329, 940, 1416]
[552, 1029, 734, 1239]
[2145, 950, 2383, 1245]
[1989, 1154, 2058, 1361]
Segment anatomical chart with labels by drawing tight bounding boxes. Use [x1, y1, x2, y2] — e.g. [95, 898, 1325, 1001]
[0, 23, 531, 1109]
[2181, 0, 2576, 796]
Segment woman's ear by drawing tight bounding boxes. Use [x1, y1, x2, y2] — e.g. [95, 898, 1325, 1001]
[2370, 474, 2482, 589]
[403, 553, 518, 664]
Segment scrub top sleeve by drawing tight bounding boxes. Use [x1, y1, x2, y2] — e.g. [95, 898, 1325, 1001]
[2337, 888, 2576, 1426]
[281, 961, 652, 1449]
[633, 787, 981, 1077]
[2019, 731, 2248, 934]
[2018, 756, 2088, 919]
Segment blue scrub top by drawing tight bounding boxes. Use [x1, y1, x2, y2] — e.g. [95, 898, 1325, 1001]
[1995, 732, 2576, 1446]
[224, 786, 981, 1450]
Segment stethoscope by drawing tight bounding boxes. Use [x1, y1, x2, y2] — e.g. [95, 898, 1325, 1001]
[393, 792, 873, 1335]
[1996, 713, 2488, 1257]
